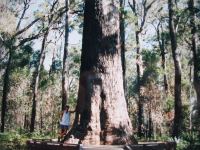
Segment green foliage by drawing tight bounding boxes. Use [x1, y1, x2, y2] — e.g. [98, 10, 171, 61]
[39, 67, 51, 91]
[0, 132, 27, 150]
[30, 50, 40, 68]
[51, 59, 62, 72]
[141, 49, 160, 85]
[182, 104, 190, 130]
[125, 10, 138, 28]
[11, 44, 33, 69]
[176, 131, 200, 150]
[69, 0, 84, 34]
[0, 130, 57, 150]
[164, 96, 174, 112]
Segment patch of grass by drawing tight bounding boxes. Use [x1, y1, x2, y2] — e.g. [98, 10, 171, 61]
[0, 131, 55, 150]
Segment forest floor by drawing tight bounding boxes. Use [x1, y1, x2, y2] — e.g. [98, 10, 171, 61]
[1, 132, 200, 150]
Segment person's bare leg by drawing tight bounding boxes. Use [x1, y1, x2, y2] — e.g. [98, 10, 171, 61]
[58, 129, 63, 142]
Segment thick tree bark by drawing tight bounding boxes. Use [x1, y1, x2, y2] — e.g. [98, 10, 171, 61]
[30, 32, 48, 132]
[168, 0, 183, 138]
[62, 0, 69, 111]
[188, 0, 200, 125]
[69, 0, 136, 145]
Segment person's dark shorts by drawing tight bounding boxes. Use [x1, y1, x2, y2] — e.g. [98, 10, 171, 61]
[60, 124, 69, 129]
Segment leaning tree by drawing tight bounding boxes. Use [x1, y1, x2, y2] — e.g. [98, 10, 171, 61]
[68, 0, 136, 145]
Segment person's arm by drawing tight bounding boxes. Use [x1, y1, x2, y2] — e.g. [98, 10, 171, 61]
[69, 109, 76, 113]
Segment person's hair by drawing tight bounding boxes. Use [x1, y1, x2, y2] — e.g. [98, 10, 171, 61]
[65, 105, 69, 109]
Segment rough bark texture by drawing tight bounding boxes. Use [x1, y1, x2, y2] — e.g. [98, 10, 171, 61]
[62, 0, 69, 110]
[70, 0, 136, 145]
[168, 0, 183, 138]
[189, 0, 200, 126]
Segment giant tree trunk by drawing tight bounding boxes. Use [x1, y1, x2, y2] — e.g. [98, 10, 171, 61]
[168, 0, 183, 138]
[188, 0, 200, 126]
[71, 0, 136, 145]
[61, 0, 69, 110]
[30, 32, 48, 132]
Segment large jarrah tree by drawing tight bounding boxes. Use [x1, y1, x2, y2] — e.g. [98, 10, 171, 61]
[71, 0, 135, 145]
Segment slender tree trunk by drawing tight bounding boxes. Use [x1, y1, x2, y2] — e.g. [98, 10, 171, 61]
[129, 0, 155, 138]
[30, 32, 48, 132]
[62, 0, 69, 110]
[120, 0, 126, 89]
[148, 109, 153, 138]
[189, 64, 193, 130]
[51, 112, 55, 137]
[30, 1, 58, 132]
[68, 0, 136, 145]
[1, 50, 12, 132]
[120, 0, 129, 110]
[49, 46, 56, 75]
[40, 106, 43, 133]
[23, 113, 29, 130]
[168, 0, 183, 138]
[156, 25, 168, 93]
[1, 1, 29, 132]
[188, 0, 200, 125]
[130, 0, 144, 138]
[136, 31, 144, 138]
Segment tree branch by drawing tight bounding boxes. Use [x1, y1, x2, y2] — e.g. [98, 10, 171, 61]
[15, 31, 44, 48]
[16, 0, 31, 30]
[139, 0, 156, 33]
[14, 18, 41, 37]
